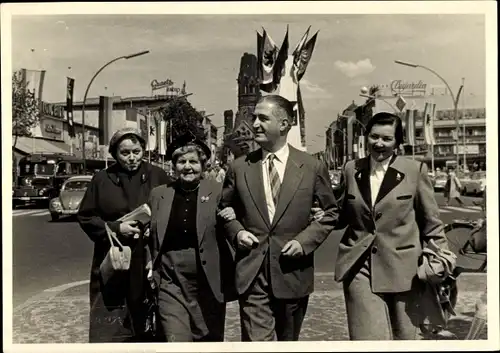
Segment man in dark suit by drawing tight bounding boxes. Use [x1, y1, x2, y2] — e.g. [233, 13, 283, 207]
[220, 95, 340, 341]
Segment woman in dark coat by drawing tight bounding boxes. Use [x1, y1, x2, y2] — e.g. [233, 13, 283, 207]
[77, 127, 172, 342]
[147, 132, 237, 342]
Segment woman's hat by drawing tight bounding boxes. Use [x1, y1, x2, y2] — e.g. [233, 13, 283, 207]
[108, 127, 146, 156]
[165, 131, 211, 161]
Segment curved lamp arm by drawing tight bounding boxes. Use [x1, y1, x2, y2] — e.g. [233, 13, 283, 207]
[416, 64, 458, 105]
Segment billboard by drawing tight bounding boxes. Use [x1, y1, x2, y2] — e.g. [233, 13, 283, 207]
[454, 144, 479, 155]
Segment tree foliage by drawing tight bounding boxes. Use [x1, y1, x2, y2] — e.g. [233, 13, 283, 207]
[12, 70, 40, 148]
[160, 98, 206, 143]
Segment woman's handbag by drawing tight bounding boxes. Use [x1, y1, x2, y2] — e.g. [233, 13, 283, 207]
[99, 223, 132, 286]
[417, 240, 459, 332]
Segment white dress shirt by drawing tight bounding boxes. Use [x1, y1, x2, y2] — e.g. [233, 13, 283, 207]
[262, 144, 289, 222]
[370, 156, 391, 207]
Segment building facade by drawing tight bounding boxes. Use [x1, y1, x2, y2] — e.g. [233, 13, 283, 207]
[410, 108, 486, 169]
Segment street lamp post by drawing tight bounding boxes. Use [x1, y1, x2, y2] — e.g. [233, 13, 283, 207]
[395, 60, 464, 168]
[81, 50, 150, 173]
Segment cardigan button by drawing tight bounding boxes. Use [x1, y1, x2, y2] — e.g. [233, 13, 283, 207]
[371, 246, 378, 254]
[202, 260, 207, 265]
[199, 248, 204, 253]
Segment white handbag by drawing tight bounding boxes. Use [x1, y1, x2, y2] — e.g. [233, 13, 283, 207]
[99, 223, 132, 286]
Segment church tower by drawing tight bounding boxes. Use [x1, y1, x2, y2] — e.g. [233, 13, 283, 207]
[234, 53, 261, 127]
[231, 53, 261, 157]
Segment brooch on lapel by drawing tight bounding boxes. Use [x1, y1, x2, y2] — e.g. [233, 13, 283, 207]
[357, 173, 362, 180]
[201, 196, 210, 203]
[396, 173, 402, 181]
[141, 174, 146, 183]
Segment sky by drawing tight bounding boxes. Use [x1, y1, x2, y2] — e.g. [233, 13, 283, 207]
[9, 9, 488, 153]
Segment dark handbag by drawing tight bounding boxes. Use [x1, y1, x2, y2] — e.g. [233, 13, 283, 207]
[140, 275, 159, 341]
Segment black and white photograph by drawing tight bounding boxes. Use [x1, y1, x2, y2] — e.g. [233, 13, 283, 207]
[2, 2, 498, 352]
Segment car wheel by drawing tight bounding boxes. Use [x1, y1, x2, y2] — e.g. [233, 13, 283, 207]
[51, 213, 60, 221]
[462, 187, 467, 196]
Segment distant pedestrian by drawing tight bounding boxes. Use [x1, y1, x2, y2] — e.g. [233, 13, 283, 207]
[77, 128, 172, 343]
[444, 168, 464, 207]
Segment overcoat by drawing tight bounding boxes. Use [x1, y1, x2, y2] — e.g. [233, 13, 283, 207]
[77, 162, 172, 342]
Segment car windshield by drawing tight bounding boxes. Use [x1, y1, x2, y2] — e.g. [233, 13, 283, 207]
[34, 163, 56, 176]
[63, 180, 90, 191]
[473, 172, 486, 179]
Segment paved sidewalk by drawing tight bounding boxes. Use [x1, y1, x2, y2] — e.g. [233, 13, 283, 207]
[12, 273, 487, 343]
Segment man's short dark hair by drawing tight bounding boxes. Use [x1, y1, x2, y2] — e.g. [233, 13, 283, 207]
[258, 95, 295, 121]
[365, 112, 404, 147]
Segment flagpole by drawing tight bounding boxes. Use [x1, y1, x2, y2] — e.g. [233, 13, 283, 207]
[147, 109, 151, 163]
[431, 100, 435, 174]
[461, 77, 466, 171]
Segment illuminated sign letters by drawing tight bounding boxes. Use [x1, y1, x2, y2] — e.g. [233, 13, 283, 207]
[151, 78, 174, 90]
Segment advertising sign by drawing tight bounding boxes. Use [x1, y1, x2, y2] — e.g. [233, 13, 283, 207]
[454, 144, 479, 155]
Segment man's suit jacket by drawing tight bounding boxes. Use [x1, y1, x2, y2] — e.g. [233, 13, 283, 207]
[148, 179, 236, 303]
[220, 146, 339, 299]
[334, 154, 449, 293]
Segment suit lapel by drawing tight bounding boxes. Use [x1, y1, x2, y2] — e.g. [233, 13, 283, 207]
[354, 157, 372, 208]
[196, 180, 214, 244]
[157, 185, 175, 248]
[244, 150, 271, 228]
[375, 155, 405, 205]
[271, 149, 304, 228]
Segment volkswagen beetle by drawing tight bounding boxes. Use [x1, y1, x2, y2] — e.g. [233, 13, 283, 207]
[49, 175, 92, 221]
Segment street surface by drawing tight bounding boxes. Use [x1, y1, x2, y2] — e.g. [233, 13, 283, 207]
[12, 192, 485, 308]
[9, 191, 488, 343]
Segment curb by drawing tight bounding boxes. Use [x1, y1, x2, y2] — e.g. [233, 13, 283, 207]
[14, 280, 90, 313]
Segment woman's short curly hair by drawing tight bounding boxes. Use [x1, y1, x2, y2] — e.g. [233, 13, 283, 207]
[171, 143, 209, 170]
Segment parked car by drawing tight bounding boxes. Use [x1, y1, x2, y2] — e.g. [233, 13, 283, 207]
[433, 174, 448, 191]
[48, 175, 92, 221]
[461, 171, 486, 196]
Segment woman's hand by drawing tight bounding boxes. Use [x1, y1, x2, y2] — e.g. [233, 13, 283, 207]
[309, 207, 325, 222]
[218, 207, 236, 221]
[119, 220, 141, 238]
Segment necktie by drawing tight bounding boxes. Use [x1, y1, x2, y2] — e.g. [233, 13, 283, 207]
[268, 154, 281, 206]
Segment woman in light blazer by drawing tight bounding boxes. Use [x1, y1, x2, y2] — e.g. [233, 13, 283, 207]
[334, 112, 452, 340]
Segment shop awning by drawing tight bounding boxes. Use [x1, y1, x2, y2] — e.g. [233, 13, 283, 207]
[14, 137, 71, 155]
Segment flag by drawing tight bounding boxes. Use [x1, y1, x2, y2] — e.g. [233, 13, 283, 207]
[147, 111, 157, 151]
[136, 109, 148, 143]
[423, 102, 436, 145]
[292, 26, 311, 59]
[98, 96, 113, 145]
[66, 77, 75, 137]
[272, 25, 289, 88]
[404, 109, 416, 146]
[358, 135, 366, 158]
[159, 120, 167, 155]
[21, 68, 46, 135]
[295, 31, 318, 81]
[258, 29, 278, 84]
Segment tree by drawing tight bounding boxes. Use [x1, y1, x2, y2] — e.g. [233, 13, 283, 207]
[160, 98, 206, 143]
[12, 70, 40, 149]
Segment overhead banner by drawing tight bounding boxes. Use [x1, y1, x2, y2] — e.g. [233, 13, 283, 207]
[66, 77, 75, 137]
